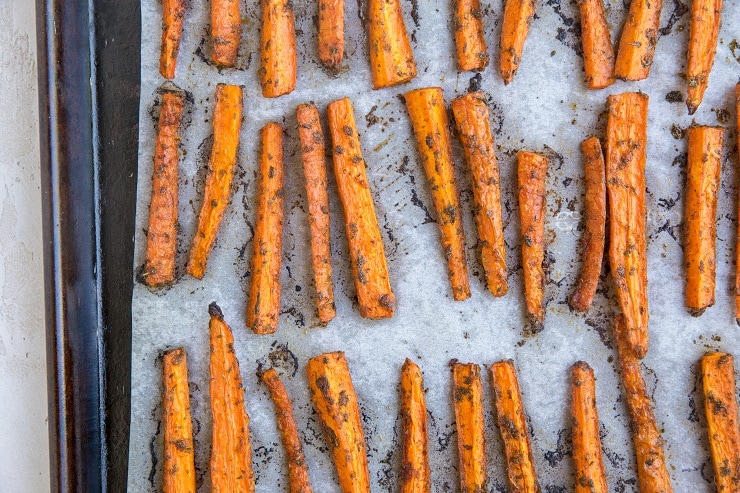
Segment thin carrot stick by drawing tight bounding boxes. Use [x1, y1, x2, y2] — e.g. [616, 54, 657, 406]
[571, 361, 608, 493]
[211, 0, 241, 67]
[605, 92, 649, 359]
[400, 359, 430, 493]
[160, 0, 186, 79]
[368, 0, 417, 89]
[306, 352, 370, 493]
[162, 348, 196, 493]
[405, 87, 471, 301]
[686, 0, 723, 114]
[186, 84, 242, 280]
[736, 83, 740, 326]
[327, 97, 395, 319]
[259, 0, 298, 98]
[613, 0, 663, 81]
[143, 91, 184, 287]
[579, 0, 615, 89]
[318, 0, 345, 73]
[451, 91, 507, 297]
[451, 362, 486, 493]
[454, 0, 489, 72]
[499, 0, 537, 84]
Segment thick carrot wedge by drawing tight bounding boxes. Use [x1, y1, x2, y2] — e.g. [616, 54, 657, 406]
[451, 362, 486, 493]
[306, 352, 370, 493]
[327, 97, 395, 319]
[368, 0, 417, 89]
[209, 303, 256, 493]
[499, 0, 537, 84]
[579, 0, 615, 89]
[613, 0, 663, 81]
[735, 84, 740, 326]
[259, 0, 298, 98]
[400, 359, 430, 493]
[571, 361, 608, 493]
[490, 360, 539, 493]
[605, 92, 649, 359]
[451, 92, 507, 297]
[211, 0, 241, 67]
[318, 0, 344, 73]
[143, 91, 184, 287]
[186, 84, 242, 279]
[405, 87, 471, 301]
[454, 0, 489, 72]
[686, 0, 723, 114]
[162, 348, 196, 493]
[160, 0, 186, 79]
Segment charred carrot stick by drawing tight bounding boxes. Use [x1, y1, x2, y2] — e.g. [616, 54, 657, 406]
[260, 368, 313, 493]
[454, 0, 489, 72]
[570, 137, 606, 312]
[735, 84, 740, 326]
[160, 0, 186, 78]
[571, 361, 608, 493]
[259, 0, 298, 98]
[490, 360, 539, 493]
[605, 92, 649, 359]
[186, 84, 242, 280]
[306, 352, 370, 493]
[405, 87, 471, 301]
[686, 0, 723, 114]
[451, 92, 507, 297]
[579, 0, 615, 89]
[143, 91, 185, 287]
[685, 125, 724, 316]
[211, 0, 241, 67]
[318, 0, 344, 73]
[400, 359, 430, 493]
[368, 0, 417, 89]
[701, 352, 740, 492]
[499, 0, 537, 84]
[451, 362, 487, 493]
[613, 0, 663, 81]
[327, 97, 395, 319]
[209, 303, 256, 492]
[162, 348, 196, 493]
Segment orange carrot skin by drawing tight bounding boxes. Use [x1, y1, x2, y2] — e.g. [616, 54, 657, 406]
[735, 84, 740, 326]
[296, 104, 336, 324]
[451, 362, 487, 493]
[318, 0, 345, 73]
[579, 0, 615, 89]
[571, 361, 608, 493]
[686, 0, 723, 114]
[400, 359, 430, 493]
[162, 348, 196, 493]
[454, 0, 489, 72]
[368, 0, 417, 89]
[160, 0, 186, 79]
[143, 91, 184, 287]
[211, 0, 241, 67]
[499, 0, 537, 84]
[451, 92, 507, 297]
[259, 0, 298, 98]
[405, 87, 471, 301]
[613, 0, 663, 81]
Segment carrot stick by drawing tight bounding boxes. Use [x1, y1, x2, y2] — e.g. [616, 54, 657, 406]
[613, 0, 663, 81]
[499, 0, 537, 84]
[318, 0, 344, 73]
[143, 91, 184, 287]
[260, 368, 313, 493]
[259, 0, 298, 98]
[570, 137, 606, 312]
[686, 0, 723, 114]
[306, 352, 370, 493]
[209, 302, 256, 493]
[327, 97, 395, 319]
[451, 92, 507, 297]
[685, 125, 724, 316]
[400, 359, 430, 493]
[454, 0, 489, 72]
[571, 361, 608, 493]
[211, 0, 241, 67]
[160, 0, 186, 79]
[518, 150, 548, 333]
[700, 352, 740, 492]
[368, 0, 417, 89]
[490, 359, 539, 493]
[579, 0, 615, 89]
[451, 362, 486, 493]
[605, 92, 649, 359]
[162, 348, 196, 493]
[735, 83, 740, 326]
[186, 84, 243, 280]
[405, 87, 471, 301]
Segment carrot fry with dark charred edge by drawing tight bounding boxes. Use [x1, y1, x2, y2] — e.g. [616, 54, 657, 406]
[306, 352, 370, 493]
[162, 348, 196, 493]
[327, 97, 395, 319]
[701, 352, 740, 492]
[571, 361, 608, 493]
[400, 359, 430, 493]
[247, 123, 285, 335]
[211, 0, 241, 67]
[613, 0, 663, 81]
[209, 303, 256, 493]
[186, 84, 242, 279]
[368, 0, 417, 89]
[260, 368, 313, 493]
[490, 360, 539, 493]
[405, 87, 471, 301]
[259, 0, 297, 98]
[318, 0, 344, 73]
[605, 92, 649, 359]
[454, 0, 489, 72]
[570, 137, 606, 312]
[579, 0, 615, 89]
[685, 0, 723, 114]
[685, 125, 724, 316]
[451, 362, 486, 493]
[735, 83, 740, 326]
[143, 91, 184, 287]
[499, 0, 537, 84]
[160, 0, 186, 79]
[451, 92, 507, 297]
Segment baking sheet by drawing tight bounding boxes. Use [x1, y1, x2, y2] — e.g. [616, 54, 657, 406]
[128, 0, 740, 490]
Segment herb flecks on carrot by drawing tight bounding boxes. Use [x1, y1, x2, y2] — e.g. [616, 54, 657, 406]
[451, 362, 487, 493]
[259, 0, 298, 98]
[613, 0, 663, 81]
[162, 348, 196, 493]
[686, 0, 723, 114]
[211, 0, 241, 67]
[368, 0, 417, 89]
[318, 0, 345, 73]
[160, 0, 186, 78]
[499, 0, 537, 84]
[400, 359, 430, 493]
[579, 0, 615, 89]
[735, 83, 740, 326]
[454, 0, 489, 72]
[571, 361, 608, 493]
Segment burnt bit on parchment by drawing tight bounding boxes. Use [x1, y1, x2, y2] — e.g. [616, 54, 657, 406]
[665, 91, 684, 103]
[256, 341, 300, 378]
[659, 0, 689, 36]
[543, 428, 572, 467]
[546, 0, 582, 56]
[148, 412, 162, 489]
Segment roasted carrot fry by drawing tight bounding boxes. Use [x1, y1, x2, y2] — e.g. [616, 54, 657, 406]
[686, 0, 723, 114]
[405, 87, 471, 301]
[162, 348, 196, 493]
[160, 0, 186, 79]
[209, 303, 256, 493]
[499, 0, 537, 84]
[318, 0, 344, 73]
[368, 0, 417, 89]
[451, 362, 486, 493]
[400, 359, 430, 493]
[306, 352, 370, 493]
[490, 360, 539, 493]
[571, 361, 608, 493]
[735, 83, 740, 326]
[579, 0, 615, 89]
[613, 0, 663, 81]
[605, 92, 649, 359]
[186, 84, 242, 279]
[570, 137, 606, 312]
[685, 125, 724, 316]
[260, 368, 313, 493]
[327, 97, 395, 319]
[211, 0, 241, 67]
[451, 92, 507, 297]
[143, 91, 184, 287]
[454, 0, 489, 72]
[259, 0, 298, 98]
[701, 352, 740, 492]
[518, 151, 548, 333]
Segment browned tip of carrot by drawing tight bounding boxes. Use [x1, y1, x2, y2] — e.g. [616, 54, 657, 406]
[579, 0, 615, 89]
[160, 0, 186, 79]
[499, 0, 537, 84]
[451, 362, 487, 493]
[400, 358, 431, 493]
[368, 0, 417, 89]
[318, 0, 345, 73]
[571, 361, 608, 493]
[211, 0, 241, 67]
[162, 347, 196, 493]
[613, 0, 663, 81]
[259, 0, 298, 97]
[685, 0, 723, 114]
[454, 0, 490, 72]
